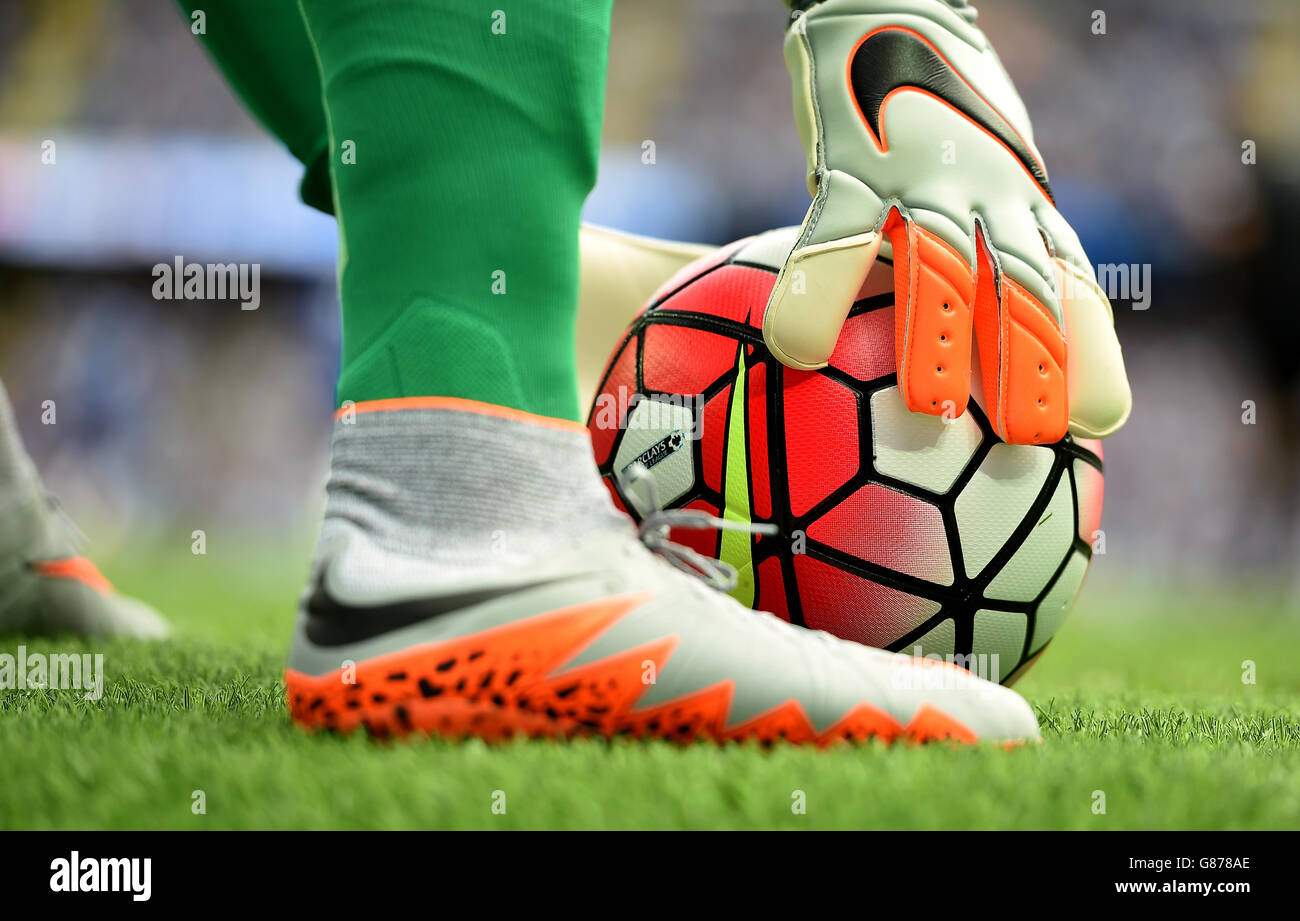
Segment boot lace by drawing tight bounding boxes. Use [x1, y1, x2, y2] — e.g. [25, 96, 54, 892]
[618, 462, 777, 593]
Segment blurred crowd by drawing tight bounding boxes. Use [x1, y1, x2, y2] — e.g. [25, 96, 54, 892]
[1, 0, 1297, 597]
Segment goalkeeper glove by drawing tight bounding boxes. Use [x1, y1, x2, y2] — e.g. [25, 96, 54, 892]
[765, 0, 1131, 444]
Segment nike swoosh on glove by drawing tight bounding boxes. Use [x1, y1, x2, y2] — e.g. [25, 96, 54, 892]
[765, 0, 1131, 444]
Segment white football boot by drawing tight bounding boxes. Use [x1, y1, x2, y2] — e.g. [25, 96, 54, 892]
[286, 398, 1038, 744]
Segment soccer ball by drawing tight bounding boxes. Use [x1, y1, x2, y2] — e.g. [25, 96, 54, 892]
[587, 227, 1104, 684]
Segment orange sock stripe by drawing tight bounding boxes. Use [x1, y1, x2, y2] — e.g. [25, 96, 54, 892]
[30, 557, 114, 595]
[333, 396, 587, 435]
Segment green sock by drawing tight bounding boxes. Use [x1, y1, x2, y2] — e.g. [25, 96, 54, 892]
[181, 0, 612, 419]
[299, 0, 612, 418]
[175, 0, 334, 214]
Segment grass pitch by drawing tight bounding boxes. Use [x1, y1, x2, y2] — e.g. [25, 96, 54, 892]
[1, 539, 1297, 830]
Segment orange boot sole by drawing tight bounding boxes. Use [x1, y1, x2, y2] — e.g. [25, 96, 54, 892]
[286, 593, 980, 745]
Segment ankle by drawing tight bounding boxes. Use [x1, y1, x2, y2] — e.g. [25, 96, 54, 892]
[319, 398, 629, 575]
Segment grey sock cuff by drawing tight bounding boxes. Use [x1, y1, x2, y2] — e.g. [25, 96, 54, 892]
[321, 405, 630, 573]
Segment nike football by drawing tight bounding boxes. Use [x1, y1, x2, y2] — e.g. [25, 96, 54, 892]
[587, 227, 1104, 684]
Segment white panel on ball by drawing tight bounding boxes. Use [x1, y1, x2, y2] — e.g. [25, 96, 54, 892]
[955, 443, 1054, 577]
[984, 474, 1074, 602]
[871, 386, 983, 494]
[612, 399, 698, 507]
[1030, 552, 1089, 655]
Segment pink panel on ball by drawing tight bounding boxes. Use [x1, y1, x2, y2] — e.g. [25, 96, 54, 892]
[793, 554, 941, 649]
[829, 307, 895, 382]
[807, 484, 952, 585]
[782, 370, 858, 518]
[642, 324, 736, 396]
[654, 264, 776, 327]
